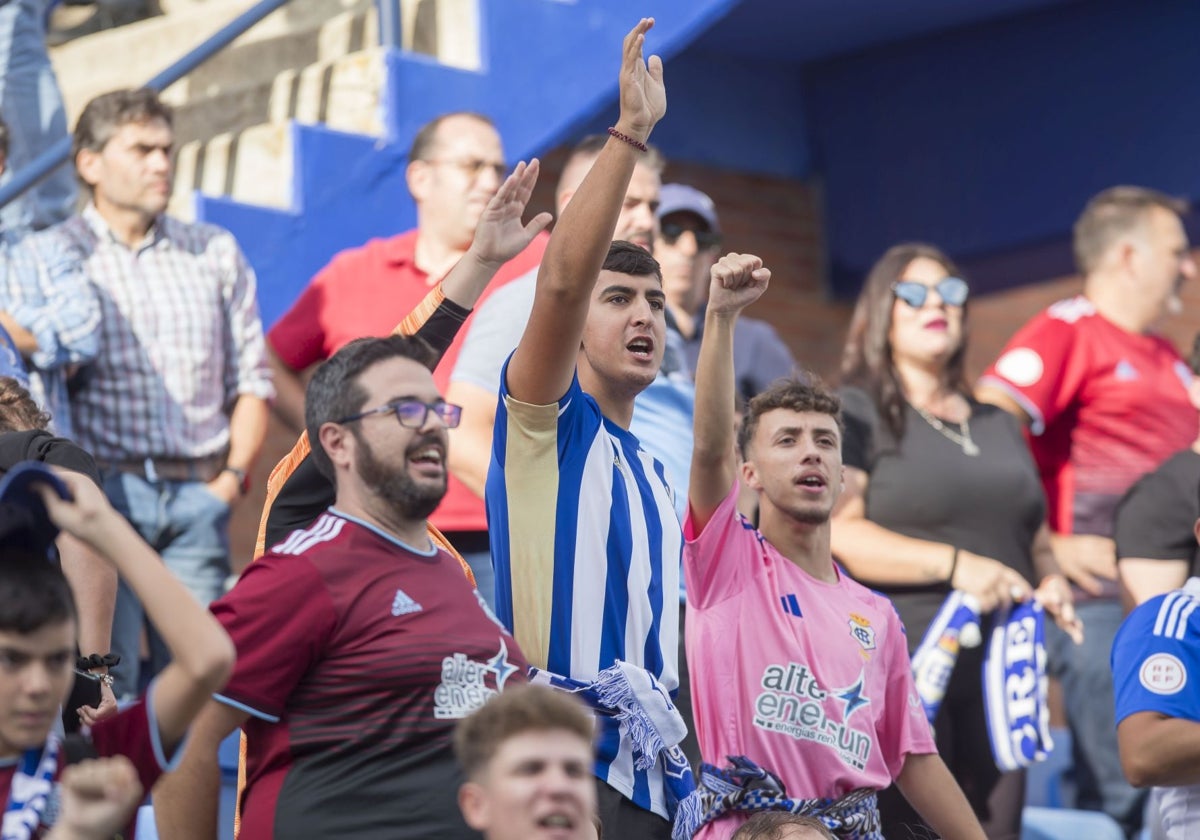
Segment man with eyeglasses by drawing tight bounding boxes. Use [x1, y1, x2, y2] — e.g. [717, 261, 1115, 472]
[155, 334, 531, 840]
[977, 185, 1199, 836]
[266, 112, 549, 608]
[654, 183, 796, 404]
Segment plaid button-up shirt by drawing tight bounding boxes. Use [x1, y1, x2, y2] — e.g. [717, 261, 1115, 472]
[0, 227, 102, 437]
[39, 205, 273, 461]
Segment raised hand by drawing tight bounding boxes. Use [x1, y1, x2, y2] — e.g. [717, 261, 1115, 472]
[34, 467, 121, 547]
[615, 18, 666, 142]
[709, 252, 771, 316]
[469, 159, 554, 269]
[952, 549, 1034, 613]
[50, 756, 144, 840]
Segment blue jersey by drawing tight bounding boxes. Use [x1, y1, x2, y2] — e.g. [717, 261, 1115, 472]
[1112, 578, 1200, 726]
[487, 360, 682, 819]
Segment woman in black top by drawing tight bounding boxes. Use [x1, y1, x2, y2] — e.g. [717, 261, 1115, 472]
[830, 243, 1081, 839]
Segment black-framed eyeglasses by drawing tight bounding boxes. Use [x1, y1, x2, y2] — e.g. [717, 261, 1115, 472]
[891, 277, 970, 308]
[424, 158, 508, 182]
[335, 400, 463, 429]
[660, 221, 721, 250]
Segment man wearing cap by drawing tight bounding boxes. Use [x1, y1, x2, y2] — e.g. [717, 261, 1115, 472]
[654, 183, 796, 404]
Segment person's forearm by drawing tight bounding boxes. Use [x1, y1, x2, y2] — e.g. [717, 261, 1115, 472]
[152, 708, 229, 840]
[895, 752, 987, 840]
[1119, 714, 1200, 787]
[267, 350, 308, 434]
[0, 311, 38, 354]
[540, 135, 643, 303]
[87, 515, 231, 691]
[1031, 522, 1065, 580]
[226, 395, 269, 474]
[689, 308, 739, 525]
[57, 532, 116, 659]
[830, 515, 956, 585]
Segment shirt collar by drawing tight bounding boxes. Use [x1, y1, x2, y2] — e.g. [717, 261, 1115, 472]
[82, 203, 167, 252]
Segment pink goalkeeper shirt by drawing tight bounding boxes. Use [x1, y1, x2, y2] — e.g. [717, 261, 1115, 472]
[684, 484, 936, 840]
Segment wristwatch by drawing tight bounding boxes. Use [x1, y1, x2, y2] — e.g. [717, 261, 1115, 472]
[222, 466, 250, 496]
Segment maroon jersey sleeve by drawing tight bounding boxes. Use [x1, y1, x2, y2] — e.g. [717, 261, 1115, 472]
[211, 553, 338, 720]
[89, 692, 174, 797]
[980, 302, 1088, 435]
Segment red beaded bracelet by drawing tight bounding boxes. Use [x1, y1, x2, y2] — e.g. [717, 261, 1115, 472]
[607, 126, 648, 153]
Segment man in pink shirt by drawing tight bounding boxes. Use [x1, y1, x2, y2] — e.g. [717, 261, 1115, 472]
[682, 252, 985, 840]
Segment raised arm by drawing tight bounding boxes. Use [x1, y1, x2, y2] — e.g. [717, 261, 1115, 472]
[37, 470, 235, 753]
[505, 18, 666, 405]
[689, 253, 769, 532]
[442, 160, 551, 311]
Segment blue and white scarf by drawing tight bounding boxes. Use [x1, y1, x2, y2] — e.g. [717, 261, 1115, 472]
[983, 599, 1053, 771]
[529, 661, 695, 818]
[671, 756, 882, 840]
[912, 593, 1053, 771]
[2, 733, 60, 840]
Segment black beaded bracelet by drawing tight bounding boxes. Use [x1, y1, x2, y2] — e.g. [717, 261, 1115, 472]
[947, 546, 960, 586]
[77, 653, 122, 672]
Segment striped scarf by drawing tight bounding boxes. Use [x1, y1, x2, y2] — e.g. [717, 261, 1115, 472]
[912, 593, 1053, 771]
[671, 756, 882, 840]
[2, 733, 60, 840]
[530, 661, 695, 819]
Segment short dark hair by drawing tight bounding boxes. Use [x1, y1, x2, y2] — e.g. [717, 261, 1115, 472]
[603, 240, 661, 281]
[304, 335, 437, 480]
[0, 552, 77, 634]
[0, 115, 9, 161]
[73, 88, 173, 164]
[1073, 186, 1189, 275]
[731, 812, 837, 840]
[739, 377, 843, 460]
[408, 111, 496, 163]
[1189, 333, 1200, 376]
[0, 377, 50, 433]
[454, 684, 593, 781]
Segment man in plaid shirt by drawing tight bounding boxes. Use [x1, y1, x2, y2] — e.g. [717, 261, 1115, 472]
[32, 88, 274, 700]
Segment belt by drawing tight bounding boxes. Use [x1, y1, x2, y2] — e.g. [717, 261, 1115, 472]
[97, 454, 225, 483]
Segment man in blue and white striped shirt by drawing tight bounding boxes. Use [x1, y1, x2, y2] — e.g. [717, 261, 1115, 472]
[486, 19, 680, 839]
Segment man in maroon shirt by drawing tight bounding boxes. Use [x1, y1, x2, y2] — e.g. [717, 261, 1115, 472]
[156, 334, 530, 839]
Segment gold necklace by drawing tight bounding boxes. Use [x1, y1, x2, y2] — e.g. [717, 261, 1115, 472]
[913, 404, 980, 457]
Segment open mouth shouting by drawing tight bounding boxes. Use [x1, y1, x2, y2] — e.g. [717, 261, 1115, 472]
[796, 471, 827, 494]
[407, 439, 446, 477]
[626, 335, 655, 361]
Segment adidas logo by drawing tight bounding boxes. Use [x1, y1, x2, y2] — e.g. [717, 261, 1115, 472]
[780, 593, 803, 618]
[391, 589, 423, 616]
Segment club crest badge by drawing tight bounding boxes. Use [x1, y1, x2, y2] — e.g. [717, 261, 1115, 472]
[849, 613, 876, 651]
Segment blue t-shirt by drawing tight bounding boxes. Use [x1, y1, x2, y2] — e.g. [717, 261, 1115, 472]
[1112, 577, 1200, 725]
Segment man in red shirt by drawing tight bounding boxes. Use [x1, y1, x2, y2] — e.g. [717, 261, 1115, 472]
[267, 112, 548, 606]
[977, 185, 1199, 835]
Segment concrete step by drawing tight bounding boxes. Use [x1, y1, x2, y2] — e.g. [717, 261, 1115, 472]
[50, 0, 373, 124]
[170, 44, 384, 153]
[169, 46, 387, 217]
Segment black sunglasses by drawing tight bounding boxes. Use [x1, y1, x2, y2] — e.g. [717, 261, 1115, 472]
[660, 221, 721, 250]
[335, 399, 463, 429]
[891, 277, 969, 308]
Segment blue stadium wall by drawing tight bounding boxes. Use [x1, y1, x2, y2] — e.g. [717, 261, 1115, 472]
[201, 0, 1200, 324]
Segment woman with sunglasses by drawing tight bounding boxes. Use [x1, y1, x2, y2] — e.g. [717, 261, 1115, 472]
[831, 243, 1080, 839]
